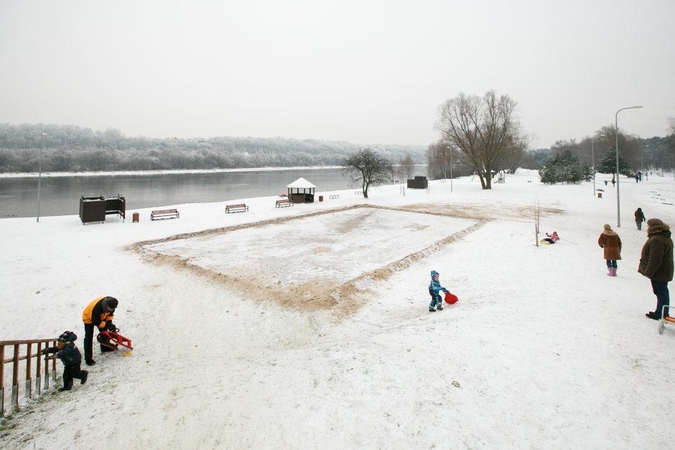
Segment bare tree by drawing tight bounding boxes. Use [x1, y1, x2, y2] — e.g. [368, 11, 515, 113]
[426, 141, 454, 180]
[668, 116, 675, 136]
[436, 90, 528, 189]
[342, 148, 393, 198]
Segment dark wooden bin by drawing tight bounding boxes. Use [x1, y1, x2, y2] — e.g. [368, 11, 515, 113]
[79, 195, 125, 224]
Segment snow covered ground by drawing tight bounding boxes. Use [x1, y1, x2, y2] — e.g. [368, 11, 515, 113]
[2, 169, 675, 449]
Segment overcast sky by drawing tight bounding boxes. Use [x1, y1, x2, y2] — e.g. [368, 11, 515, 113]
[1, 0, 673, 148]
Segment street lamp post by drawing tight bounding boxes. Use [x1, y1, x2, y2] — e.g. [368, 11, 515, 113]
[615, 106, 643, 227]
[37, 132, 46, 222]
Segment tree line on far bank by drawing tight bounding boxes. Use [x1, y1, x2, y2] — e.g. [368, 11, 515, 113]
[0, 123, 426, 173]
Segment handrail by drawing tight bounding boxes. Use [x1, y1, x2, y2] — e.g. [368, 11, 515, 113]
[1, 338, 58, 417]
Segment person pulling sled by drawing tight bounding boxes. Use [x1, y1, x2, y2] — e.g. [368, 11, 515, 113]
[428, 270, 449, 312]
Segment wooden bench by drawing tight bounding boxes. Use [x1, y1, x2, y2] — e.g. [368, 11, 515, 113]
[275, 199, 293, 208]
[226, 203, 249, 213]
[151, 208, 179, 221]
[329, 194, 339, 200]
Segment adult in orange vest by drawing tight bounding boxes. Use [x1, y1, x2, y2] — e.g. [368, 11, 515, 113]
[82, 296, 118, 366]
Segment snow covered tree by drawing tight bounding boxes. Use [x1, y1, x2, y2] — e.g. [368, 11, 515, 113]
[539, 150, 591, 184]
[342, 148, 393, 198]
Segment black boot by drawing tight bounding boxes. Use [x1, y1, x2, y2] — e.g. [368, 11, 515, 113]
[80, 371, 89, 385]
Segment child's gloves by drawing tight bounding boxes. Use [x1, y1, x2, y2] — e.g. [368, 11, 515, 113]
[106, 322, 117, 332]
[442, 289, 448, 293]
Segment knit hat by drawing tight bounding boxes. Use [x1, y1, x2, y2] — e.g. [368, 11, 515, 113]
[105, 297, 119, 310]
[430, 270, 439, 278]
[647, 218, 664, 227]
[58, 331, 77, 343]
[603, 224, 612, 231]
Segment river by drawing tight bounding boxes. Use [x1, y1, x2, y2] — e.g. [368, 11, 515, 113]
[0, 167, 427, 218]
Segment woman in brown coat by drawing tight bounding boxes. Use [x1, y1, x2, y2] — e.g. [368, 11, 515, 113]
[598, 224, 622, 276]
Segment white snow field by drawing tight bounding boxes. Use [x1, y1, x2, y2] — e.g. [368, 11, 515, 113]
[2, 169, 675, 449]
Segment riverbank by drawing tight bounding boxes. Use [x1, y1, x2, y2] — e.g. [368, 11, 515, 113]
[0, 165, 346, 178]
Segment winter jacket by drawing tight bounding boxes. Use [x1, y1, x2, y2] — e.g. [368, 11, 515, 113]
[598, 231, 622, 260]
[44, 343, 82, 368]
[82, 296, 115, 330]
[635, 209, 646, 224]
[638, 224, 674, 282]
[429, 279, 446, 294]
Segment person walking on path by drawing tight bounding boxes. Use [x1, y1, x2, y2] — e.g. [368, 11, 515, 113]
[635, 208, 646, 230]
[638, 218, 674, 320]
[598, 224, 622, 276]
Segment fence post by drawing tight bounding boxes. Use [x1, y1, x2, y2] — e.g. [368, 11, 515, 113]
[25, 342, 33, 399]
[0, 344, 4, 417]
[11, 343, 19, 411]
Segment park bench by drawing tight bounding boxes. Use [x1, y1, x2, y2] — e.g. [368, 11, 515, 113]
[226, 203, 249, 213]
[329, 194, 339, 199]
[275, 199, 293, 208]
[151, 208, 180, 221]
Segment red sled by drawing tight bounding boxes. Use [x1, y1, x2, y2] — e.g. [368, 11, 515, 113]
[97, 330, 134, 351]
[444, 291, 459, 304]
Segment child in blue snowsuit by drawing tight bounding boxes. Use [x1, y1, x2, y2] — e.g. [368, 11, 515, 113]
[41, 331, 89, 391]
[428, 270, 448, 312]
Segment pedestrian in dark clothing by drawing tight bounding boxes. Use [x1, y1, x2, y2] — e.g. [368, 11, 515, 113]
[41, 331, 88, 391]
[598, 224, 622, 276]
[635, 208, 646, 230]
[639, 218, 674, 320]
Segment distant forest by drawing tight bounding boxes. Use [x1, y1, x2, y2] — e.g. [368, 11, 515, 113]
[0, 123, 427, 173]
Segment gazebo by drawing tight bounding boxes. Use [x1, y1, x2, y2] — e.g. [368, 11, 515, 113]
[287, 177, 316, 203]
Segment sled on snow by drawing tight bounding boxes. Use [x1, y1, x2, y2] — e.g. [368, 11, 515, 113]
[444, 291, 458, 304]
[97, 330, 134, 350]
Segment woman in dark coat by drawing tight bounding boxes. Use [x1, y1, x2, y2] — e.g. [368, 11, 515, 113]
[635, 208, 646, 230]
[639, 218, 674, 320]
[598, 224, 622, 276]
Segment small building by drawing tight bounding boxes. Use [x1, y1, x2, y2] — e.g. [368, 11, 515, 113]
[287, 177, 316, 203]
[407, 176, 428, 189]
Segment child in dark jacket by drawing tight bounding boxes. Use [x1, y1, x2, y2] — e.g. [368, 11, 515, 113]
[42, 331, 89, 391]
[428, 270, 449, 312]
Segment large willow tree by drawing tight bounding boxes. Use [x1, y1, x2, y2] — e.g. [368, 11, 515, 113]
[436, 90, 528, 189]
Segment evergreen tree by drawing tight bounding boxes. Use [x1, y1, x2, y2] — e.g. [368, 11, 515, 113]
[539, 150, 591, 184]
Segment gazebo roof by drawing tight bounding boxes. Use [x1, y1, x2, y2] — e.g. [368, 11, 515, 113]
[287, 177, 316, 189]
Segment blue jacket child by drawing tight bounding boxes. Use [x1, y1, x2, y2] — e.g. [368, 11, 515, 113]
[428, 270, 448, 312]
[41, 331, 89, 391]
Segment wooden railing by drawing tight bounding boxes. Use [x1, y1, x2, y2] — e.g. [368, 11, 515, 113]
[1, 338, 58, 417]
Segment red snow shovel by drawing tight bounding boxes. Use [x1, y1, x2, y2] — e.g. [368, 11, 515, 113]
[444, 291, 458, 304]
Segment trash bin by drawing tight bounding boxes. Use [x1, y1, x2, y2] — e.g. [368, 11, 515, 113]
[132, 212, 140, 222]
[597, 193, 602, 198]
[319, 195, 324, 202]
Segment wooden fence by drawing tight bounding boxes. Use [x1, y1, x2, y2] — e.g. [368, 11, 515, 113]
[1, 338, 58, 417]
